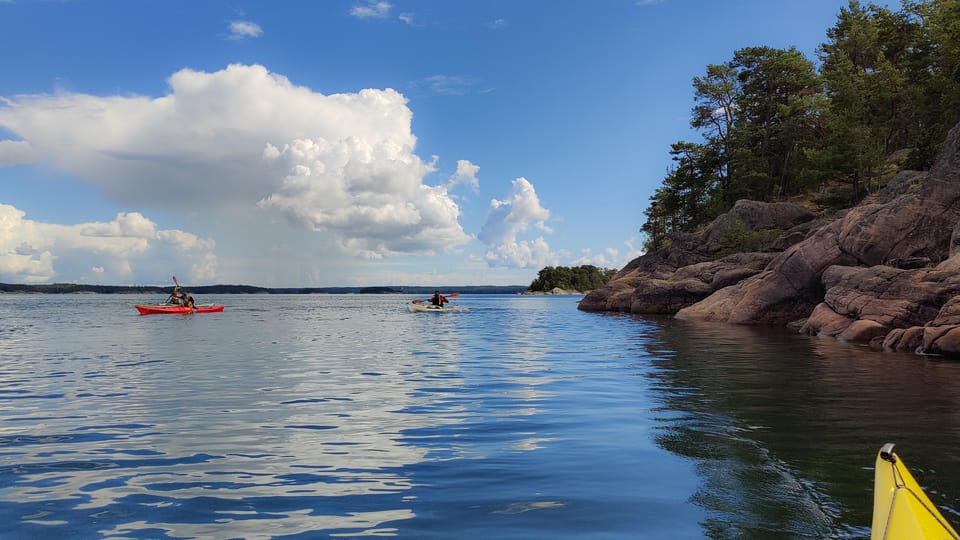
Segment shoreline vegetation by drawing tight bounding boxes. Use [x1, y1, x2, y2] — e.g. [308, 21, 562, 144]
[580, 1, 960, 357]
[525, 265, 616, 295]
[0, 283, 528, 295]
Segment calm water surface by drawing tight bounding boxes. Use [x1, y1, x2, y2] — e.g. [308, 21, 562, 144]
[1, 293, 960, 539]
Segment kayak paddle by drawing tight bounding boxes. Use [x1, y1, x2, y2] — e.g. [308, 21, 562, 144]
[411, 292, 459, 304]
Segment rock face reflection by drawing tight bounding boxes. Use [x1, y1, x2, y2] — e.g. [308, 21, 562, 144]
[640, 315, 960, 538]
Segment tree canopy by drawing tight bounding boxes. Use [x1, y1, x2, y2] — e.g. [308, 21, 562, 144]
[528, 265, 617, 292]
[641, 0, 960, 251]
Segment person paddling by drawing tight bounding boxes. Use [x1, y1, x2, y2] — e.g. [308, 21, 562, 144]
[166, 285, 183, 305]
[429, 290, 447, 306]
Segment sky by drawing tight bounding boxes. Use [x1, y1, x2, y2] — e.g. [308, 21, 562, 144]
[0, 0, 887, 288]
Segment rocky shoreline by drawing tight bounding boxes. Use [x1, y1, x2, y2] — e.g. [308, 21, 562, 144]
[579, 120, 960, 357]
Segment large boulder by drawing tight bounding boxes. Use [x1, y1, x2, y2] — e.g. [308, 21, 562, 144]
[882, 292, 960, 355]
[799, 263, 960, 347]
[699, 200, 815, 253]
[625, 253, 776, 314]
[677, 120, 960, 335]
[676, 218, 859, 324]
[580, 200, 810, 314]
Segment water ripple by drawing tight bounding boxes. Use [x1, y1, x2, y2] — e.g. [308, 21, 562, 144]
[6, 294, 952, 538]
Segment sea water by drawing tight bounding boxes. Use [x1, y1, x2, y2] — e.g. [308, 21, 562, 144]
[2, 293, 960, 539]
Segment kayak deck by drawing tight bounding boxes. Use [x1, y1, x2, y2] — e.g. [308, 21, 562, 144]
[135, 304, 225, 315]
[406, 302, 463, 313]
[872, 443, 960, 540]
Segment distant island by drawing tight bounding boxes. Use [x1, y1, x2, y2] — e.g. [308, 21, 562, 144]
[0, 283, 528, 295]
[524, 265, 616, 294]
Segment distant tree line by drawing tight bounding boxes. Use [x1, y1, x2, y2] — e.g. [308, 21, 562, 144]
[528, 265, 618, 292]
[0, 283, 528, 295]
[642, 0, 960, 250]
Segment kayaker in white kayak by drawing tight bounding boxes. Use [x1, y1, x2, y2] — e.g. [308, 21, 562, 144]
[430, 290, 448, 306]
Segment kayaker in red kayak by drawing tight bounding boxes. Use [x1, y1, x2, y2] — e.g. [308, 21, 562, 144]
[135, 277, 222, 314]
[163, 277, 195, 309]
[166, 288, 183, 305]
[166, 277, 184, 305]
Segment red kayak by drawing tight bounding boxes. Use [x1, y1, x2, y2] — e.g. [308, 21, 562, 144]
[135, 304, 225, 315]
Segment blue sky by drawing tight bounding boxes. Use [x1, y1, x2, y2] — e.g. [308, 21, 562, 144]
[0, 0, 885, 287]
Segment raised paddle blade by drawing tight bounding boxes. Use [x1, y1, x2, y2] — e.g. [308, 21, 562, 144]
[447, 292, 460, 298]
[411, 299, 425, 304]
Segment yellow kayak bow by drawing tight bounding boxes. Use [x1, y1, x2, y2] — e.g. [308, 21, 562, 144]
[872, 443, 960, 540]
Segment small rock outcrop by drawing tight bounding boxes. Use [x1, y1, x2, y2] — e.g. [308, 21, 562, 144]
[580, 120, 960, 356]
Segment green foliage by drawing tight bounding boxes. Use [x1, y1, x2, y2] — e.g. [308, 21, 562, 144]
[641, 142, 726, 250]
[642, 45, 824, 248]
[818, 1, 908, 197]
[639, 0, 960, 243]
[904, 123, 948, 170]
[728, 46, 823, 198]
[717, 220, 783, 257]
[528, 265, 618, 293]
[814, 184, 860, 210]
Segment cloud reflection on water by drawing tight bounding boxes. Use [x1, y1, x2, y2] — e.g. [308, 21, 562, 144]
[0, 295, 469, 536]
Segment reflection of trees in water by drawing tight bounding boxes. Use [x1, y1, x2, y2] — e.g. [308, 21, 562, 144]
[636, 315, 960, 538]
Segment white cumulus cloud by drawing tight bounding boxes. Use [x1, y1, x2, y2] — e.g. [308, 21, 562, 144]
[0, 64, 472, 279]
[0, 203, 216, 284]
[258, 136, 470, 258]
[477, 177, 560, 269]
[448, 159, 480, 193]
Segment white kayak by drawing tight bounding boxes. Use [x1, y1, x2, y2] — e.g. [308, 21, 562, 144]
[406, 302, 462, 313]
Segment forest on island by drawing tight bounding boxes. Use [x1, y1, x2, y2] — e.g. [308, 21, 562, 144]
[527, 265, 618, 292]
[641, 0, 960, 250]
